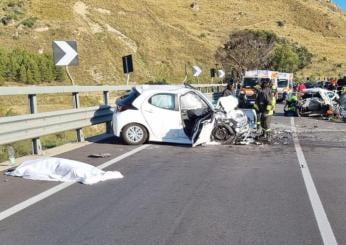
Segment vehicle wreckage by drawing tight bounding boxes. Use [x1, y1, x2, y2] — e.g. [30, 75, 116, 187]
[112, 85, 257, 147]
[285, 88, 342, 118]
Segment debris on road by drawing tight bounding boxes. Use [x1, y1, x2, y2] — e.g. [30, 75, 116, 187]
[5, 157, 123, 185]
[88, 153, 111, 158]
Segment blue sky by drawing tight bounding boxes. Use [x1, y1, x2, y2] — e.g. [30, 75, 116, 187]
[333, 0, 346, 10]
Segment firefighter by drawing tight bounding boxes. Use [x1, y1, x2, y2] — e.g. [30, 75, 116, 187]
[284, 93, 300, 117]
[253, 78, 276, 142]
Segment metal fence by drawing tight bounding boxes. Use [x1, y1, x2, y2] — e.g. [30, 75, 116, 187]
[0, 84, 225, 155]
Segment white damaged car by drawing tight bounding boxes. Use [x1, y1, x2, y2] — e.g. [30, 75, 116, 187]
[112, 85, 256, 146]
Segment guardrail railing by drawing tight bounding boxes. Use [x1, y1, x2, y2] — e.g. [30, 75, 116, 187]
[0, 84, 225, 155]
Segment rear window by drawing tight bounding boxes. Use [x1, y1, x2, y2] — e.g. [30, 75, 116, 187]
[116, 89, 140, 106]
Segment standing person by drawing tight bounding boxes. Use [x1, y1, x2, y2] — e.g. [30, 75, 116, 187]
[297, 81, 306, 93]
[253, 78, 276, 143]
[222, 79, 235, 97]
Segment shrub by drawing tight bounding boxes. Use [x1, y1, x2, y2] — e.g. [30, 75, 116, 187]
[21, 17, 38, 28]
[0, 48, 65, 84]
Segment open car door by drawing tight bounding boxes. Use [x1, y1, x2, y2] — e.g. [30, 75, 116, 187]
[179, 91, 215, 147]
[191, 114, 215, 147]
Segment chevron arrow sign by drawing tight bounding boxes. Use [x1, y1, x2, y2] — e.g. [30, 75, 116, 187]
[53, 41, 79, 66]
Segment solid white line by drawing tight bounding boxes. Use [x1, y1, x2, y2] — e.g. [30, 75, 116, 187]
[291, 118, 338, 245]
[0, 144, 150, 222]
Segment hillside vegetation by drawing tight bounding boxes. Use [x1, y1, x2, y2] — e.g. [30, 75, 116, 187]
[0, 0, 345, 84]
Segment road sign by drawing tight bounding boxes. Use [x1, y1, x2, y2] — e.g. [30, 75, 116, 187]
[217, 70, 225, 78]
[210, 68, 216, 78]
[122, 55, 133, 74]
[192, 65, 202, 77]
[52, 41, 78, 66]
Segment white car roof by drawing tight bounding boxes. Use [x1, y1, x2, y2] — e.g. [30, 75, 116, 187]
[303, 88, 329, 93]
[134, 85, 192, 95]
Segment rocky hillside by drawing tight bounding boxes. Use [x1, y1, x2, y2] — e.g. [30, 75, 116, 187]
[0, 0, 345, 84]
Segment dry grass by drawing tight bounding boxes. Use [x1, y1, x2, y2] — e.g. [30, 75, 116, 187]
[0, 0, 345, 83]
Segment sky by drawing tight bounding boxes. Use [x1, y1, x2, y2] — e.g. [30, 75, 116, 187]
[333, 0, 346, 10]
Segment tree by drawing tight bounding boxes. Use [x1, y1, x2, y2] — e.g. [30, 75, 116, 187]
[216, 30, 278, 81]
[19, 65, 27, 83]
[270, 44, 300, 72]
[55, 67, 65, 82]
[215, 30, 312, 80]
[29, 59, 41, 83]
[26, 67, 34, 84]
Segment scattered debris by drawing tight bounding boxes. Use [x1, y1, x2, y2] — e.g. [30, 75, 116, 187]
[88, 153, 111, 158]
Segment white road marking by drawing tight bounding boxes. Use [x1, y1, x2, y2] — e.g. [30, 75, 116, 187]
[291, 118, 338, 245]
[0, 144, 150, 222]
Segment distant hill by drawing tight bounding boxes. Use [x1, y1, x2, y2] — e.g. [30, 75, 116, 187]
[0, 0, 345, 84]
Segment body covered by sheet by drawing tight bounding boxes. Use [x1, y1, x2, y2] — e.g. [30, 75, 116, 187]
[5, 157, 123, 185]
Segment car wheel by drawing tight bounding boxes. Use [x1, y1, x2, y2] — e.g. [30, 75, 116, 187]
[122, 124, 148, 145]
[211, 123, 236, 145]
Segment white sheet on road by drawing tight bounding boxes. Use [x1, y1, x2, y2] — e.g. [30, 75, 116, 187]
[5, 157, 124, 185]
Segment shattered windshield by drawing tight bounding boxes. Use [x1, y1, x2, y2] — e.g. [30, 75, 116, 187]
[278, 79, 288, 88]
[243, 78, 258, 88]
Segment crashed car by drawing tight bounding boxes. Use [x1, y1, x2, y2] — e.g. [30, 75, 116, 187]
[112, 85, 256, 146]
[298, 88, 341, 117]
[340, 94, 346, 119]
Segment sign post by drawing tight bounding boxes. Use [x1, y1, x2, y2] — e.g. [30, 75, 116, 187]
[53, 41, 83, 141]
[52, 41, 79, 85]
[210, 68, 216, 84]
[192, 65, 202, 83]
[217, 69, 225, 80]
[122, 55, 134, 85]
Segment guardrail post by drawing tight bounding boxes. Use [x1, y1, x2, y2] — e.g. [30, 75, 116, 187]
[72, 92, 84, 142]
[28, 94, 42, 155]
[103, 91, 112, 134]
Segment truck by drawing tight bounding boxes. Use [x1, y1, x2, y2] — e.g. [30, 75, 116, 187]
[238, 70, 279, 108]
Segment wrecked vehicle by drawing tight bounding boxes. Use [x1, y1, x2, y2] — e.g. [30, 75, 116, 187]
[298, 88, 341, 118]
[112, 85, 256, 146]
[341, 94, 346, 119]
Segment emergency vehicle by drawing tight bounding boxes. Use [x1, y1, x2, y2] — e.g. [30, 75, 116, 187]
[239, 70, 279, 108]
[277, 72, 294, 102]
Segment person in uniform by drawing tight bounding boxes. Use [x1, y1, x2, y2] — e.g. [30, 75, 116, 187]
[253, 78, 276, 142]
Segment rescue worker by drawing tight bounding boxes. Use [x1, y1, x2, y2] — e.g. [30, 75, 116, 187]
[284, 93, 300, 117]
[253, 78, 276, 142]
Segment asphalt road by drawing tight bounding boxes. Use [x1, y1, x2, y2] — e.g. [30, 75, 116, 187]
[0, 106, 345, 245]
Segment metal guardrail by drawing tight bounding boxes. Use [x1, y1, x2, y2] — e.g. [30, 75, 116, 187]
[0, 84, 225, 154]
[0, 106, 113, 146]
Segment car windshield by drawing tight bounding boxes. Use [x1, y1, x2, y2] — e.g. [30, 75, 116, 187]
[243, 78, 258, 87]
[278, 79, 288, 88]
[180, 92, 209, 110]
[116, 89, 140, 106]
